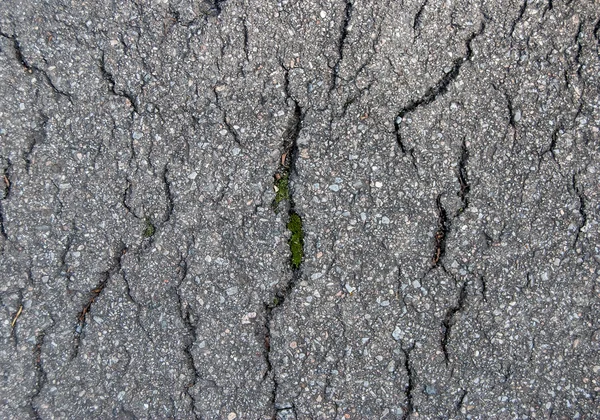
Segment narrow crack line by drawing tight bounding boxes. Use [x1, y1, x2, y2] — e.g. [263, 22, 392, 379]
[456, 389, 468, 411]
[173, 285, 199, 419]
[162, 165, 175, 224]
[394, 22, 485, 154]
[455, 138, 470, 216]
[401, 344, 415, 420]
[242, 18, 250, 62]
[99, 51, 140, 115]
[0, 32, 73, 103]
[573, 19, 584, 78]
[213, 86, 241, 146]
[1, 157, 12, 199]
[509, 0, 528, 37]
[412, 0, 428, 40]
[121, 178, 140, 218]
[30, 327, 50, 419]
[572, 174, 587, 248]
[10, 290, 24, 345]
[72, 242, 127, 359]
[330, 0, 353, 91]
[594, 18, 600, 43]
[24, 113, 49, 174]
[441, 281, 467, 365]
[431, 194, 448, 268]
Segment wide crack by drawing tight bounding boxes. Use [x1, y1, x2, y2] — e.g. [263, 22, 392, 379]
[431, 194, 448, 268]
[401, 343, 415, 420]
[263, 64, 305, 418]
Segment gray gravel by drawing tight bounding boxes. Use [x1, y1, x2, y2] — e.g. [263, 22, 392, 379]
[1, 0, 599, 418]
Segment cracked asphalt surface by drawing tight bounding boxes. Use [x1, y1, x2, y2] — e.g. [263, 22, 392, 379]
[1, 0, 599, 418]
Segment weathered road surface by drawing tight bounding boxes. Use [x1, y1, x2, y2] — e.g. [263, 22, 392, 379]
[1, 0, 599, 418]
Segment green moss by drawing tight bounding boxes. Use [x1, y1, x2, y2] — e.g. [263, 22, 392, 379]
[143, 218, 155, 238]
[272, 174, 289, 211]
[287, 212, 304, 269]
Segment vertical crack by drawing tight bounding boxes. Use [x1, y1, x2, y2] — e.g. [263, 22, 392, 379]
[264, 64, 305, 418]
[394, 23, 485, 154]
[440, 281, 467, 365]
[412, 0, 428, 40]
[509, 0, 527, 37]
[401, 344, 415, 420]
[0, 158, 10, 247]
[330, 0, 353, 91]
[572, 174, 587, 248]
[455, 138, 470, 216]
[72, 242, 127, 359]
[213, 86, 242, 146]
[99, 51, 140, 115]
[161, 165, 175, 224]
[431, 194, 448, 268]
[30, 326, 51, 419]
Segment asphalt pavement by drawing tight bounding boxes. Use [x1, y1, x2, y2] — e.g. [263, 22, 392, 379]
[1, 0, 599, 418]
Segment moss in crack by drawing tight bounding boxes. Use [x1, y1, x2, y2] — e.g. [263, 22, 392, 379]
[287, 212, 303, 269]
[272, 173, 289, 212]
[143, 218, 155, 238]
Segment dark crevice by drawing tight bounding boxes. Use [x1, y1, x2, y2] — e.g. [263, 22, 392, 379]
[30, 328, 50, 419]
[432, 194, 448, 268]
[72, 242, 127, 359]
[264, 64, 305, 419]
[330, 0, 353, 91]
[162, 165, 175, 224]
[480, 275, 487, 302]
[401, 344, 415, 420]
[99, 52, 140, 115]
[594, 18, 600, 43]
[413, 0, 428, 40]
[242, 19, 250, 62]
[509, 0, 527, 37]
[456, 138, 470, 216]
[121, 179, 140, 219]
[394, 23, 485, 154]
[173, 268, 199, 419]
[0, 158, 11, 247]
[572, 174, 587, 248]
[574, 20, 584, 78]
[456, 389, 468, 411]
[539, 124, 560, 167]
[0, 32, 73, 103]
[441, 281, 467, 365]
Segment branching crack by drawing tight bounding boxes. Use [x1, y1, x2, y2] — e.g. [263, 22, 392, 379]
[330, 0, 353, 91]
[0, 32, 73, 103]
[72, 242, 127, 359]
[394, 23, 485, 154]
[538, 124, 560, 167]
[441, 281, 467, 365]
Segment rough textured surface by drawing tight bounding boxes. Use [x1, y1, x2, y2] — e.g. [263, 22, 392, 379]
[0, 0, 599, 418]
